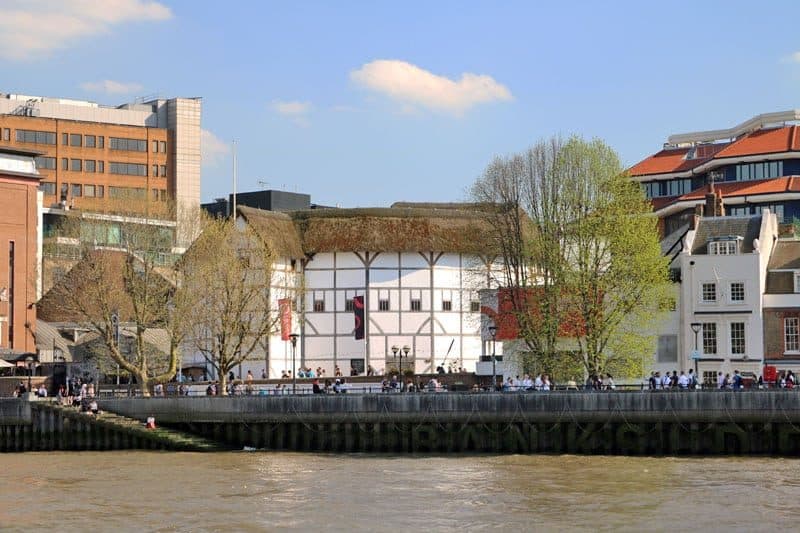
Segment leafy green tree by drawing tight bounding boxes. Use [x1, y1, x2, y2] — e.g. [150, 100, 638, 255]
[472, 136, 670, 379]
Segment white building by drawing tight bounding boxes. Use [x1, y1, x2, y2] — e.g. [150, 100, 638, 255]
[228, 205, 496, 378]
[678, 209, 778, 384]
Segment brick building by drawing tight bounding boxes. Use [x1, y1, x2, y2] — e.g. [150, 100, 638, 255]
[0, 147, 40, 358]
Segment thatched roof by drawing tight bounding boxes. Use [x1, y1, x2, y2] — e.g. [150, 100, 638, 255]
[236, 206, 305, 259]
[291, 207, 495, 254]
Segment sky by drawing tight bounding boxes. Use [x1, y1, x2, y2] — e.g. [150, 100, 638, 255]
[3, 0, 800, 207]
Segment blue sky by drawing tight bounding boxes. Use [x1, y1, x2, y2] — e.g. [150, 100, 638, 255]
[3, 0, 800, 206]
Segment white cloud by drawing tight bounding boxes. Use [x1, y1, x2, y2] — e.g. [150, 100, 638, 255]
[350, 59, 513, 116]
[0, 0, 172, 61]
[269, 100, 312, 126]
[790, 51, 800, 63]
[201, 129, 230, 168]
[80, 80, 144, 94]
[270, 100, 312, 115]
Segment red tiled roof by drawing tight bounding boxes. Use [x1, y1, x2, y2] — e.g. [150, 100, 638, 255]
[677, 176, 800, 201]
[627, 147, 706, 176]
[715, 125, 800, 158]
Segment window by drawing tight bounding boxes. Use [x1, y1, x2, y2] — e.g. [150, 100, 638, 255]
[159, 165, 167, 177]
[70, 159, 81, 172]
[702, 371, 717, 387]
[729, 206, 749, 217]
[708, 240, 738, 255]
[34, 156, 56, 170]
[108, 186, 146, 199]
[379, 299, 390, 311]
[61, 133, 68, 145]
[701, 283, 717, 303]
[85, 160, 96, 173]
[730, 282, 744, 302]
[754, 204, 785, 223]
[159, 141, 166, 153]
[61, 158, 68, 170]
[71, 184, 82, 197]
[98, 136, 104, 149]
[730, 322, 746, 355]
[410, 299, 421, 311]
[98, 161, 104, 173]
[152, 188, 159, 201]
[702, 323, 717, 355]
[345, 299, 354, 312]
[39, 182, 56, 195]
[736, 161, 783, 181]
[657, 335, 678, 363]
[85, 135, 96, 148]
[470, 300, 481, 313]
[313, 299, 325, 312]
[69, 133, 81, 147]
[442, 300, 452, 311]
[16, 129, 56, 145]
[96, 185, 104, 198]
[152, 165, 158, 177]
[60, 183, 68, 200]
[109, 137, 147, 152]
[159, 189, 166, 201]
[2, 128, 9, 141]
[109, 162, 147, 176]
[84, 185, 95, 198]
[152, 140, 158, 153]
[786, 317, 800, 352]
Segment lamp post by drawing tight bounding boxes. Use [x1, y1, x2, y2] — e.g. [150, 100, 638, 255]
[690, 322, 702, 379]
[391, 344, 399, 380]
[25, 355, 34, 395]
[488, 325, 498, 391]
[289, 333, 298, 395]
[402, 345, 410, 392]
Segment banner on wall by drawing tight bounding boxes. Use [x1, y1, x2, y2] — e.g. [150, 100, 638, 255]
[279, 298, 292, 341]
[353, 296, 365, 340]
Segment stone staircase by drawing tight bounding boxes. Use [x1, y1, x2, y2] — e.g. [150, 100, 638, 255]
[28, 402, 230, 452]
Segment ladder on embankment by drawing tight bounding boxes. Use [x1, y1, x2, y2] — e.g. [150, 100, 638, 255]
[1, 402, 232, 452]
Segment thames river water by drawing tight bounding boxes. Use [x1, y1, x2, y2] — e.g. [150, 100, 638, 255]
[1, 452, 798, 531]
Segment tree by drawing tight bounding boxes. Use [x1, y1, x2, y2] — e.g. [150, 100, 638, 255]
[38, 199, 194, 396]
[181, 215, 296, 395]
[471, 136, 670, 379]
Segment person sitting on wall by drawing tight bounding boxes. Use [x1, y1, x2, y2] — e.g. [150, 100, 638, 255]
[312, 379, 323, 394]
[350, 366, 358, 376]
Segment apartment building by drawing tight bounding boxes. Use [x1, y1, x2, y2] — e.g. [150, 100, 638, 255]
[629, 110, 800, 236]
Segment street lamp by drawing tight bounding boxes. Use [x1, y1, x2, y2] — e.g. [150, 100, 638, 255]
[690, 322, 702, 380]
[25, 355, 34, 395]
[488, 324, 498, 391]
[402, 345, 411, 391]
[391, 344, 399, 379]
[289, 333, 299, 395]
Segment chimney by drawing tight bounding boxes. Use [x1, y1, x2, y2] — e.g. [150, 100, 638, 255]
[703, 181, 725, 217]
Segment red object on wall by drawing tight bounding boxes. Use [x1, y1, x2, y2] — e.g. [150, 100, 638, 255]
[353, 296, 365, 340]
[279, 298, 292, 341]
[482, 287, 589, 340]
[764, 365, 777, 384]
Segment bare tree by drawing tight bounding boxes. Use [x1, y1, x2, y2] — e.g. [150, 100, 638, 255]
[39, 198, 193, 395]
[181, 215, 295, 395]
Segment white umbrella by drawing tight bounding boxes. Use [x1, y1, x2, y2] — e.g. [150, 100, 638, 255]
[0, 359, 14, 367]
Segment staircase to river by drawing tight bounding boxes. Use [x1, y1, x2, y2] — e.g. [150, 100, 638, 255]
[0, 401, 230, 452]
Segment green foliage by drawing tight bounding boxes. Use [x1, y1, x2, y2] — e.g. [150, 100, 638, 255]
[473, 135, 670, 380]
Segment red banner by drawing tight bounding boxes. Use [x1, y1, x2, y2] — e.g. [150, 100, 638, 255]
[279, 298, 292, 340]
[353, 296, 365, 340]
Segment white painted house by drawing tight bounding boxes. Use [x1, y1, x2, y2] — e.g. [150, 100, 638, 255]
[678, 210, 778, 385]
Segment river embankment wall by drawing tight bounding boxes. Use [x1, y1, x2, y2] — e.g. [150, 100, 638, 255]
[93, 391, 800, 455]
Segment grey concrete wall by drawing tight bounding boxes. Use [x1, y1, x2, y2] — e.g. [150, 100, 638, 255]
[0, 399, 31, 424]
[98, 391, 800, 425]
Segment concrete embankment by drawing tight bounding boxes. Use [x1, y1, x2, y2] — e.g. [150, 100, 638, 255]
[94, 391, 800, 455]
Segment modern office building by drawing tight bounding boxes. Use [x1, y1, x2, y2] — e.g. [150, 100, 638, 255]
[629, 110, 800, 236]
[0, 147, 41, 359]
[0, 93, 201, 243]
